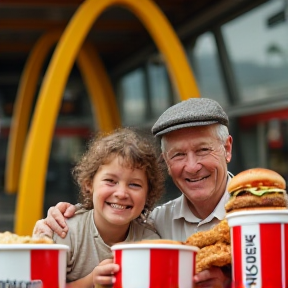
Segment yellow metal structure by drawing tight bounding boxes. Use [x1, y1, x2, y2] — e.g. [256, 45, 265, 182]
[78, 42, 121, 130]
[5, 30, 62, 194]
[15, 0, 199, 234]
[5, 32, 119, 195]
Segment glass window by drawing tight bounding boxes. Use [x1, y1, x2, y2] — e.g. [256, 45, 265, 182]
[238, 123, 267, 170]
[188, 32, 227, 107]
[222, 0, 288, 103]
[267, 119, 288, 181]
[237, 118, 288, 182]
[147, 62, 172, 118]
[118, 68, 146, 125]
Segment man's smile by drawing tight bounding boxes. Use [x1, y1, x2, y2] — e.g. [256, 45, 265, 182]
[185, 175, 210, 182]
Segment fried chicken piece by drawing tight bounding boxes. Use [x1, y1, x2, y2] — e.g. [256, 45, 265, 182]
[0, 231, 53, 244]
[196, 242, 231, 273]
[185, 220, 230, 248]
[30, 235, 54, 244]
[185, 220, 231, 273]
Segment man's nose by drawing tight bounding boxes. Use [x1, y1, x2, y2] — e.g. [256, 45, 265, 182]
[184, 152, 201, 172]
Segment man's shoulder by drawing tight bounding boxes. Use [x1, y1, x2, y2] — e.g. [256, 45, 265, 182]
[154, 195, 182, 209]
[150, 196, 182, 218]
[130, 220, 160, 240]
[148, 196, 183, 240]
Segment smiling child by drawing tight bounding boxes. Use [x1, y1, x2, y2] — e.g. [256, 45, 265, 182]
[53, 128, 164, 287]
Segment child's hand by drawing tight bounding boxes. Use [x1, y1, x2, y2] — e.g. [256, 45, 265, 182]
[93, 258, 120, 286]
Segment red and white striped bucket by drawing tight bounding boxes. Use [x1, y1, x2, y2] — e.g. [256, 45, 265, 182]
[0, 244, 69, 288]
[111, 243, 199, 288]
[226, 210, 288, 288]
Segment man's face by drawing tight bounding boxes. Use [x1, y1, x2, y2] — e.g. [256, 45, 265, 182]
[162, 125, 232, 207]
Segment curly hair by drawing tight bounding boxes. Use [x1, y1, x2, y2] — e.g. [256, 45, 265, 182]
[72, 127, 165, 218]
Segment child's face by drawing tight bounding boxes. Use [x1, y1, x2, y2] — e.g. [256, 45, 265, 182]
[90, 156, 148, 228]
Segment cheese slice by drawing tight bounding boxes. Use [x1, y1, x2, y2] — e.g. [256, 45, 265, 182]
[231, 187, 286, 197]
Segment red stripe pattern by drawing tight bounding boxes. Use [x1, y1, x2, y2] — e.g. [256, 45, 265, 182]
[113, 246, 196, 288]
[232, 226, 243, 288]
[285, 224, 288, 285]
[150, 249, 179, 287]
[114, 250, 122, 288]
[260, 224, 282, 287]
[231, 223, 287, 288]
[31, 250, 59, 288]
[0, 245, 68, 288]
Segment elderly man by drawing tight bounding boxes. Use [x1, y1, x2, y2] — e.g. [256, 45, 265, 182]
[149, 97, 232, 238]
[34, 97, 233, 287]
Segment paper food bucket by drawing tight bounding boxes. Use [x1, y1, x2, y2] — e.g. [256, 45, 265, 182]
[0, 244, 69, 288]
[226, 209, 288, 288]
[111, 243, 199, 288]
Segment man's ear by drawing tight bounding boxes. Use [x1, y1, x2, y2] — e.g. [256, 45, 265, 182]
[224, 135, 233, 163]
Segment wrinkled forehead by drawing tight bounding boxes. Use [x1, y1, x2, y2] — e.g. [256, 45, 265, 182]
[167, 125, 216, 137]
[162, 126, 218, 147]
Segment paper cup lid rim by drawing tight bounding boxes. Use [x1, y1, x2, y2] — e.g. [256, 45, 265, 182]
[0, 243, 70, 250]
[111, 243, 199, 251]
[226, 209, 288, 219]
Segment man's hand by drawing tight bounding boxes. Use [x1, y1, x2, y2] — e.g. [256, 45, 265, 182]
[92, 259, 119, 287]
[194, 267, 231, 288]
[33, 202, 76, 239]
[46, 202, 76, 238]
[33, 219, 53, 238]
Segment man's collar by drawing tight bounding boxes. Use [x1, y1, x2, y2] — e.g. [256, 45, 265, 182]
[173, 195, 201, 222]
[212, 173, 233, 220]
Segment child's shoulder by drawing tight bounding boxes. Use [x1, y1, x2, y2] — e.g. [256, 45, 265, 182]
[66, 209, 93, 230]
[53, 209, 94, 249]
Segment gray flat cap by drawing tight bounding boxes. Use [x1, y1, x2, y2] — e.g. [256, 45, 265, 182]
[152, 97, 228, 136]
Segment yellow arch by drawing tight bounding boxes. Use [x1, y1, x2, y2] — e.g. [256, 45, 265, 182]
[5, 30, 62, 194]
[5, 31, 121, 194]
[15, 0, 199, 234]
[78, 42, 121, 130]
[5, 32, 120, 196]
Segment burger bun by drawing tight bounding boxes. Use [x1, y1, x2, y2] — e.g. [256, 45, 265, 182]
[228, 168, 286, 194]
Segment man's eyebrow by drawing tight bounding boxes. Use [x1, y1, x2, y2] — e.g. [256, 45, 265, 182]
[165, 147, 180, 156]
[190, 141, 212, 148]
[167, 141, 210, 151]
[195, 141, 209, 146]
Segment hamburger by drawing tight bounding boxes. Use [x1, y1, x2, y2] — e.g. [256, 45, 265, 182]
[225, 168, 287, 213]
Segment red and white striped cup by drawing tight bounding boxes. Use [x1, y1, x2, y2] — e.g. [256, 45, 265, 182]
[111, 242, 199, 288]
[226, 209, 288, 288]
[0, 244, 69, 288]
